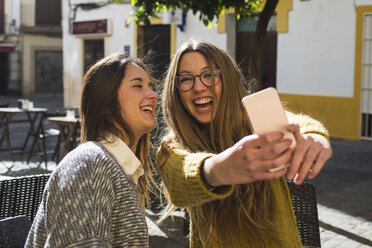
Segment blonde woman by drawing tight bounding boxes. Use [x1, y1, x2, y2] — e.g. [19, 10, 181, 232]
[157, 41, 332, 247]
[26, 54, 158, 247]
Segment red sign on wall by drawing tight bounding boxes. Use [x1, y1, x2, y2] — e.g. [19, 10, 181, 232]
[72, 19, 109, 36]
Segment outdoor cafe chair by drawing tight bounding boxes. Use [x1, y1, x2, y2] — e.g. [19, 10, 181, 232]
[0, 174, 50, 247]
[0, 215, 32, 248]
[27, 110, 66, 169]
[0, 174, 50, 221]
[287, 181, 321, 248]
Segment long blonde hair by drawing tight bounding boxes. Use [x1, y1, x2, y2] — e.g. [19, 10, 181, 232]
[159, 41, 280, 247]
[80, 53, 156, 209]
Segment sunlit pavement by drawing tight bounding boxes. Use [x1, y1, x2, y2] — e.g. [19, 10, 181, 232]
[318, 205, 372, 248]
[1, 96, 372, 247]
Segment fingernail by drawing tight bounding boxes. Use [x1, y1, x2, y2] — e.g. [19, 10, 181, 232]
[287, 173, 294, 180]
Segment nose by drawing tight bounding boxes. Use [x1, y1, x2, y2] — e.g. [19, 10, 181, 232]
[147, 88, 158, 100]
[192, 76, 207, 92]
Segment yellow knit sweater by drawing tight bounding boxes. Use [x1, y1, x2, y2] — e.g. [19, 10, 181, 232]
[156, 113, 329, 248]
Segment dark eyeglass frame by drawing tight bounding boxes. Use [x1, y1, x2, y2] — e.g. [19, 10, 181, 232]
[174, 69, 221, 92]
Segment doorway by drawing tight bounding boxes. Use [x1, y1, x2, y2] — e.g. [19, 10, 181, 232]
[35, 50, 63, 95]
[137, 24, 170, 80]
[235, 15, 277, 90]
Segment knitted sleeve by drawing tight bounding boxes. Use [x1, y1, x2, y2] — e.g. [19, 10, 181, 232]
[26, 150, 115, 247]
[286, 111, 330, 139]
[156, 139, 234, 208]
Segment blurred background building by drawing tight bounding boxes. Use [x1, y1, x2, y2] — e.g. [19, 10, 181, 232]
[1, 0, 372, 141]
[0, 0, 62, 97]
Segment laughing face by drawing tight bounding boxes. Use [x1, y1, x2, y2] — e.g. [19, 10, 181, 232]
[177, 52, 222, 124]
[118, 63, 158, 139]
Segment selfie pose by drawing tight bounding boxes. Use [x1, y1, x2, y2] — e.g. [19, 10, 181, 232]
[157, 41, 332, 247]
[26, 53, 157, 247]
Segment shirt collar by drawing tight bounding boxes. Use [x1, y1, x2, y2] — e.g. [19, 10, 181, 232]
[99, 134, 144, 184]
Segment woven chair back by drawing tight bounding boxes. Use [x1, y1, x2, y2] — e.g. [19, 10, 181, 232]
[287, 181, 321, 247]
[0, 215, 32, 248]
[0, 174, 50, 221]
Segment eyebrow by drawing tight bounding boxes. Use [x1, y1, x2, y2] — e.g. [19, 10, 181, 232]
[178, 66, 210, 75]
[130, 77, 143, 82]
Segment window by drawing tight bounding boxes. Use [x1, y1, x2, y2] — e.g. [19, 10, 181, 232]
[84, 39, 104, 73]
[0, 0, 4, 33]
[36, 0, 61, 26]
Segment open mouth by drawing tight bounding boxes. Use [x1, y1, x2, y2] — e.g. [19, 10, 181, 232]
[194, 97, 213, 110]
[140, 105, 154, 115]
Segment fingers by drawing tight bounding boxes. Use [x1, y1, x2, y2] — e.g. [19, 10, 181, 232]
[288, 123, 304, 143]
[293, 139, 321, 184]
[260, 147, 293, 172]
[251, 166, 288, 182]
[287, 136, 313, 180]
[242, 131, 284, 148]
[216, 139, 293, 185]
[237, 134, 293, 168]
[247, 148, 293, 181]
[288, 133, 333, 185]
[307, 147, 332, 179]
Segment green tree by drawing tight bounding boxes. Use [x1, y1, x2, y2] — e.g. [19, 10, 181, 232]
[115, 0, 279, 90]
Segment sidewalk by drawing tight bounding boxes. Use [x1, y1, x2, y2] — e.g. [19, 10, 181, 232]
[1, 95, 371, 247]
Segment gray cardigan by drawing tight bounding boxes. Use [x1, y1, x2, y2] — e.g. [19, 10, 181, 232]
[25, 142, 149, 248]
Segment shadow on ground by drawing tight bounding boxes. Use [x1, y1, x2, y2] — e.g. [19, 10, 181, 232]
[312, 138, 372, 222]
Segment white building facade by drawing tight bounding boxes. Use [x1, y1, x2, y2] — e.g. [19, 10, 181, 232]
[62, 0, 227, 108]
[62, 0, 372, 140]
[273, 0, 372, 140]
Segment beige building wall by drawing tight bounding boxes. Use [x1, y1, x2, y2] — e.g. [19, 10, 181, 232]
[21, 0, 35, 26]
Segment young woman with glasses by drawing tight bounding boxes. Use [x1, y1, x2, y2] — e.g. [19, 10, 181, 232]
[26, 53, 158, 247]
[157, 41, 332, 247]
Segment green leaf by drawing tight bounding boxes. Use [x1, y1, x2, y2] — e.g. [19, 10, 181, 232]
[130, 0, 262, 27]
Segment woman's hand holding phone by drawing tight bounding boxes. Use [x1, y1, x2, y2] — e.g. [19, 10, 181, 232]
[202, 127, 332, 188]
[202, 131, 294, 187]
[202, 87, 332, 188]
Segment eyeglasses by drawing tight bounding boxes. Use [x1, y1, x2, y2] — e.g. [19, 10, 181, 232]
[175, 69, 221, 92]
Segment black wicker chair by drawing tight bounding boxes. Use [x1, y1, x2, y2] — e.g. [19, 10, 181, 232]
[0, 215, 32, 248]
[0, 174, 50, 221]
[287, 181, 321, 248]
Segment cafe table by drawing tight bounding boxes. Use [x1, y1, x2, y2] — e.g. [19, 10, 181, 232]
[47, 116, 80, 162]
[0, 107, 47, 161]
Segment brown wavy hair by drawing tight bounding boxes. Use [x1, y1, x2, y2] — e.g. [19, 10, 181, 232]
[159, 41, 279, 247]
[79, 53, 156, 209]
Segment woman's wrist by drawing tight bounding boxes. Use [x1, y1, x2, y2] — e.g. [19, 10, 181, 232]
[303, 133, 331, 149]
[200, 160, 216, 192]
[201, 157, 222, 189]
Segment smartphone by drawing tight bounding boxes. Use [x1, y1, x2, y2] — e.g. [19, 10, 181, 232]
[241, 87, 296, 172]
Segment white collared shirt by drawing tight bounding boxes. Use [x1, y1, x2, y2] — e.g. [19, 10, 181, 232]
[99, 134, 144, 185]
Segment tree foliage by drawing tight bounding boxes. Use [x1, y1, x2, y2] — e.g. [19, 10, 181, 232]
[114, 0, 263, 26]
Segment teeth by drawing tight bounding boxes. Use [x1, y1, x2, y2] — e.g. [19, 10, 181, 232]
[141, 106, 153, 113]
[194, 97, 212, 105]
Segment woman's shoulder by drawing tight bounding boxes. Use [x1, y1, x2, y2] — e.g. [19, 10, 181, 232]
[60, 141, 106, 162]
[55, 142, 119, 176]
[160, 132, 186, 149]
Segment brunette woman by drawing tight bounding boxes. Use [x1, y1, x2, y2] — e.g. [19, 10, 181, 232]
[26, 53, 158, 247]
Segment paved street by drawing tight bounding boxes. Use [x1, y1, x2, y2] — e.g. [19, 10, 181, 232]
[1, 95, 371, 247]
